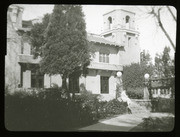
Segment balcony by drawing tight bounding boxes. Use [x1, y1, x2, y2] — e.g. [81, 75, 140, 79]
[88, 62, 123, 71]
[18, 54, 41, 64]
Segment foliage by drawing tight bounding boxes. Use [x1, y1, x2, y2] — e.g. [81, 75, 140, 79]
[5, 89, 128, 131]
[151, 98, 174, 113]
[30, 5, 91, 98]
[40, 5, 90, 76]
[74, 91, 128, 119]
[141, 116, 174, 131]
[5, 89, 95, 131]
[122, 63, 154, 89]
[101, 99, 128, 116]
[30, 14, 50, 58]
[140, 50, 152, 66]
[156, 98, 174, 113]
[126, 87, 144, 99]
[154, 46, 174, 78]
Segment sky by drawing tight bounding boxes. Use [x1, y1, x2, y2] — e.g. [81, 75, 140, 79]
[19, 4, 176, 63]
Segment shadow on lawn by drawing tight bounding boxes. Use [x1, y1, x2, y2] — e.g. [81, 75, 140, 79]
[129, 116, 174, 132]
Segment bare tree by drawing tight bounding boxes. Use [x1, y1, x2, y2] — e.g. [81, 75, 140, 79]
[166, 6, 177, 22]
[137, 6, 176, 51]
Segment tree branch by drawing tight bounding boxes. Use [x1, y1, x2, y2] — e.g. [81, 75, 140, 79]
[166, 6, 177, 22]
[151, 7, 175, 51]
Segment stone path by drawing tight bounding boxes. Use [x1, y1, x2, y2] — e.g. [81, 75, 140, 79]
[78, 112, 174, 131]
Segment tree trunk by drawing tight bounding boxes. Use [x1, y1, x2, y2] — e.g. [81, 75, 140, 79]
[62, 75, 70, 99]
[69, 75, 75, 100]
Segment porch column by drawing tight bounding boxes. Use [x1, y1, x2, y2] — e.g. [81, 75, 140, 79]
[96, 70, 101, 94]
[23, 70, 31, 88]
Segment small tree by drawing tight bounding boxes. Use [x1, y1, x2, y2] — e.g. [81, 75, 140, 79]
[140, 50, 152, 66]
[40, 5, 90, 99]
[154, 46, 174, 78]
[122, 62, 154, 90]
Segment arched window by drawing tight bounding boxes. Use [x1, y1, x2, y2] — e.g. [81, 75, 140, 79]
[128, 37, 131, 47]
[108, 16, 112, 29]
[125, 16, 130, 29]
[99, 48, 110, 63]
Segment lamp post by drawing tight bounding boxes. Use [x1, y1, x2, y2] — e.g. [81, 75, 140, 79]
[116, 71, 123, 99]
[143, 73, 150, 100]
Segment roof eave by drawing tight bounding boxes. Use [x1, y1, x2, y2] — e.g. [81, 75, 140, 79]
[88, 40, 122, 48]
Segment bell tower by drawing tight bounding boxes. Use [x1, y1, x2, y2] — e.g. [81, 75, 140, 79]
[101, 9, 140, 65]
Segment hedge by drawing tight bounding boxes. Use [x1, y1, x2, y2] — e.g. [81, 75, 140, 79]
[5, 88, 128, 131]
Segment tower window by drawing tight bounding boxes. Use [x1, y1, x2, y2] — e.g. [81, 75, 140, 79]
[125, 16, 130, 29]
[128, 37, 131, 47]
[99, 48, 110, 63]
[108, 16, 112, 29]
[126, 16, 130, 23]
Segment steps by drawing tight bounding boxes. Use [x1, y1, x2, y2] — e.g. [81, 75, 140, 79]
[119, 91, 150, 115]
[128, 100, 150, 114]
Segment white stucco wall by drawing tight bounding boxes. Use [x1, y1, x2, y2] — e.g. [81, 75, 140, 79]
[89, 43, 119, 65]
[51, 74, 62, 87]
[6, 13, 21, 92]
[84, 69, 117, 101]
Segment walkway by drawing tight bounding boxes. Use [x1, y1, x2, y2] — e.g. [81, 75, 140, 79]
[78, 112, 174, 131]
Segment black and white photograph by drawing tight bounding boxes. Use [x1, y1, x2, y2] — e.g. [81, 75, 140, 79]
[5, 4, 176, 132]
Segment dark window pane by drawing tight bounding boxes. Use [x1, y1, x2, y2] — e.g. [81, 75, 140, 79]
[69, 76, 79, 93]
[103, 54, 105, 62]
[31, 73, 44, 88]
[101, 76, 109, 94]
[106, 55, 109, 63]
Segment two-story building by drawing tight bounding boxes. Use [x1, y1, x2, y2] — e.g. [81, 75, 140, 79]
[6, 5, 140, 101]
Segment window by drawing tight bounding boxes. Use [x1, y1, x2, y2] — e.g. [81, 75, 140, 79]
[99, 53, 109, 63]
[125, 16, 130, 29]
[8, 8, 12, 12]
[128, 37, 131, 47]
[31, 71, 44, 88]
[21, 40, 24, 54]
[108, 16, 112, 29]
[101, 76, 109, 94]
[69, 76, 79, 93]
[126, 16, 130, 23]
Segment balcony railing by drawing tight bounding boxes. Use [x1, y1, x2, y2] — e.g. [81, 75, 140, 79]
[88, 62, 123, 71]
[18, 54, 41, 64]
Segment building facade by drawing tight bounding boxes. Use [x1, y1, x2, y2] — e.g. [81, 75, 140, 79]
[6, 5, 140, 101]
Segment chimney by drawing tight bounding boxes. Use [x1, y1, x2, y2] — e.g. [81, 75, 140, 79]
[16, 7, 24, 28]
[7, 5, 24, 29]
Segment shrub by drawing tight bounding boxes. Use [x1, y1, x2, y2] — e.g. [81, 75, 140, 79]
[5, 89, 71, 131]
[5, 89, 101, 130]
[74, 91, 100, 122]
[5, 88, 129, 131]
[122, 63, 154, 90]
[157, 98, 174, 113]
[126, 87, 144, 99]
[98, 99, 128, 118]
